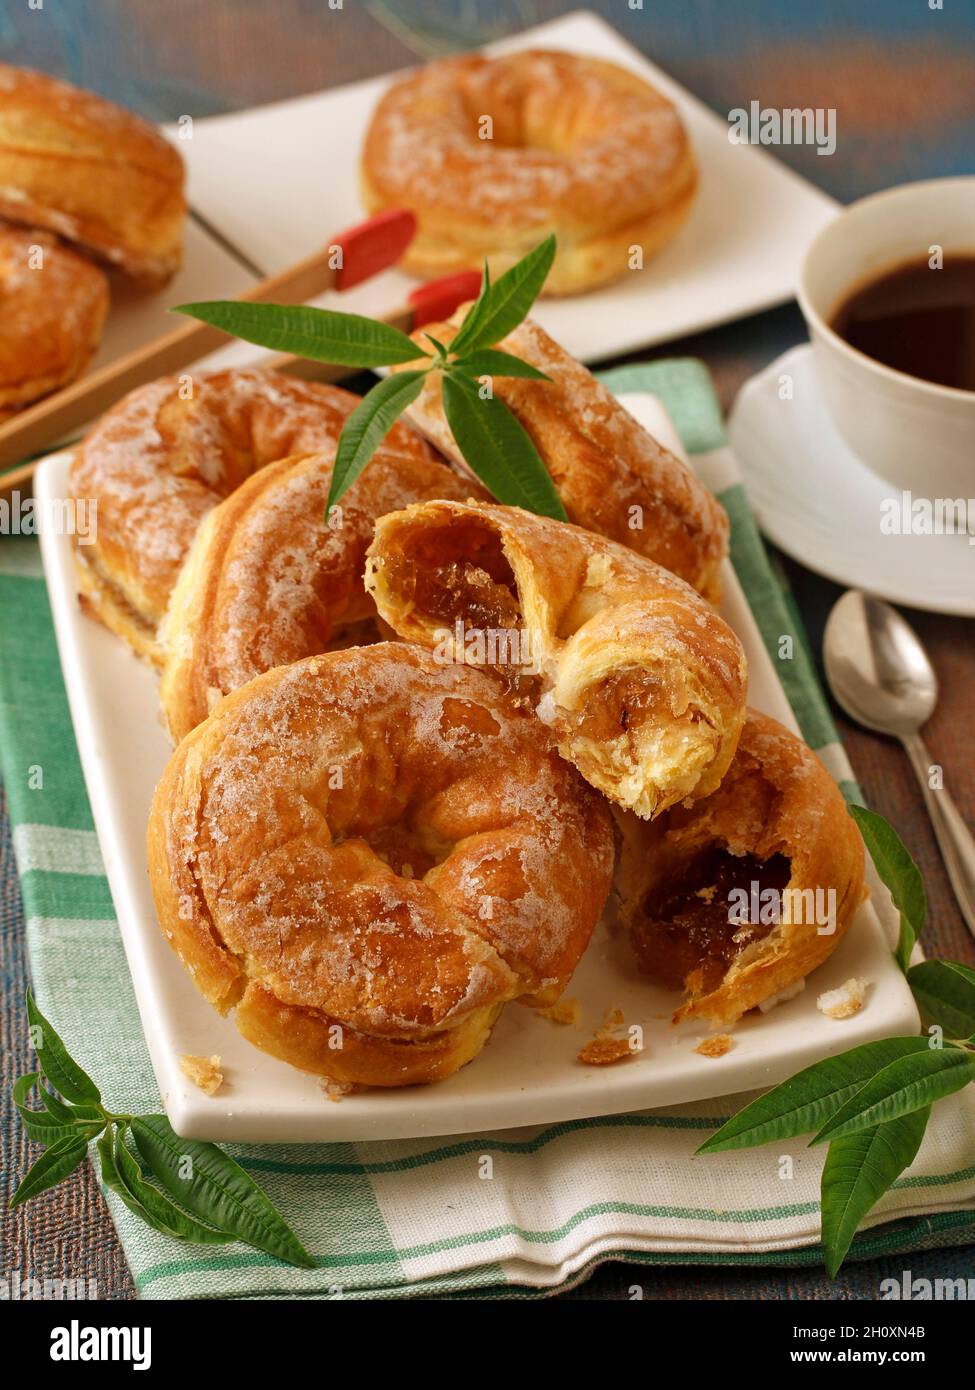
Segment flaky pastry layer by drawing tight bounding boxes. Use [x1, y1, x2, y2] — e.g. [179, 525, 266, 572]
[159, 445, 479, 742]
[0, 64, 186, 285]
[365, 499, 747, 819]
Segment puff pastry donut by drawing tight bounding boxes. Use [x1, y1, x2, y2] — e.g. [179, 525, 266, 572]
[0, 224, 108, 419]
[396, 310, 728, 600]
[147, 644, 614, 1087]
[615, 710, 866, 1025]
[0, 64, 186, 285]
[365, 499, 747, 819]
[361, 50, 697, 295]
[160, 444, 478, 742]
[69, 369, 440, 666]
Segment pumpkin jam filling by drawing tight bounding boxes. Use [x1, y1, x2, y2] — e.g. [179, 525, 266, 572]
[560, 666, 704, 755]
[632, 846, 792, 996]
[384, 521, 541, 701]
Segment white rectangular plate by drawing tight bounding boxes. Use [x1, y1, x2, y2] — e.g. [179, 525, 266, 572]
[172, 9, 838, 364]
[36, 391, 918, 1142]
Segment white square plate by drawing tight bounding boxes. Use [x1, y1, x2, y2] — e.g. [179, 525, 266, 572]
[37, 392, 918, 1142]
[172, 9, 839, 364]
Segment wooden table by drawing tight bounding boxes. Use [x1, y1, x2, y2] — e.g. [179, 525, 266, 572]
[2, 0, 973, 1301]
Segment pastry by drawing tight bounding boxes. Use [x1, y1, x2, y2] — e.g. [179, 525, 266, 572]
[615, 710, 866, 1025]
[0, 224, 108, 417]
[395, 310, 728, 600]
[365, 499, 747, 819]
[147, 644, 614, 1087]
[160, 445, 479, 742]
[361, 50, 697, 295]
[68, 369, 439, 665]
[0, 64, 186, 286]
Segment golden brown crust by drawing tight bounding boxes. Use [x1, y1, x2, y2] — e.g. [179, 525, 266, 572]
[365, 499, 747, 819]
[361, 50, 697, 294]
[147, 644, 614, 1087]
[395, 310, 729, 600]
[615, 710, 867, 1025]
[69, 369, 441, 666]
[0, 224, 108, 413]
[159, 445, 481, 742]
[0, 64, 186, 285]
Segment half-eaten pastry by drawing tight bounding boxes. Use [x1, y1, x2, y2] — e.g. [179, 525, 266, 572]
[365, 499, 747, 819]
[614, 710, 867, 1025]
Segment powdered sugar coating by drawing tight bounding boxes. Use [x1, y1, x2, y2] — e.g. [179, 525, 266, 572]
[69, 369, 436, 634]
[0, 224, 108, 411]
[363, 50, 691, 236]
[159, 645, 614, 1042]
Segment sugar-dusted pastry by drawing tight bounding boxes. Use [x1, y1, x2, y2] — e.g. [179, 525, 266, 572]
[615, 710, 866, 1025]
[0, 64, 186, 285]
[395, 310, 728, 600]
[69, 369, 441, 665]
[160, 445, 479, 742]
[148, 644, 614, 1088]
[361, 50, 697, 295]
[365, 499, 747, 819]
[0, 224, 108, 419]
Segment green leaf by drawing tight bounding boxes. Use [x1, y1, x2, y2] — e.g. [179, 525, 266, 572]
[100, 1128, 235, 1246]
[895, 916, 917, 975]
[812, 1046, 975, 1143]
[174, 301, 425, 367]
[849, 805, 925, 969]
[441, 260, 490, 355]
[131, 1115, 313, 1268]
[10, 1132, 90, 1207]
[40, 1088, 102, 1124]
[697, 1037, 932, 1153]
[12, 1074, 104, 1146]
[441, 372, 567, 520]
[821, 1108, 929, 1278]
[447, 235, 556, 355]
[908, 959, 975, 1039]
[326, 369, 428, 512]
[451, 349, 550, 381]
[26, 990, 100, 1105]
[423, 333, 451, 358]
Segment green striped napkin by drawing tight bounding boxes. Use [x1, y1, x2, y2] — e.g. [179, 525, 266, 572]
[1, 358, 973, 1299]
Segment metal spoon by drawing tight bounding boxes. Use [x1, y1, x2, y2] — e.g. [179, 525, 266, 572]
[823, 589, 975, 940]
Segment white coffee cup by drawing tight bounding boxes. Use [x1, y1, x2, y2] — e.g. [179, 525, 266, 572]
[797, 177, 975, 497]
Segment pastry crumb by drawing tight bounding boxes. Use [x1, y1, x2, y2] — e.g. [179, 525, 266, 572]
[536, 996, 581, 1026]
[179, 1054, 223, 1096]
[696, 1034, 734, 1059]
[318, 1077, 353, 1103]
[817, 977, 869, 1019]
[577, 1007, 636, 1066]
[578, 1034, 633, 1066]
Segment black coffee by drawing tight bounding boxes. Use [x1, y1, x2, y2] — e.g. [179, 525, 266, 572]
[830, 254, 975, 392]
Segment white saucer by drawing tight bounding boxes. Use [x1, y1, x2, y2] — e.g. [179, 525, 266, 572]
[728, 344, 975, 617]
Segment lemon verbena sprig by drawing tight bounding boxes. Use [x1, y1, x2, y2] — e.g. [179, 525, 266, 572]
[11, 991, 313, 1267]
[176, 233, 567, 521]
